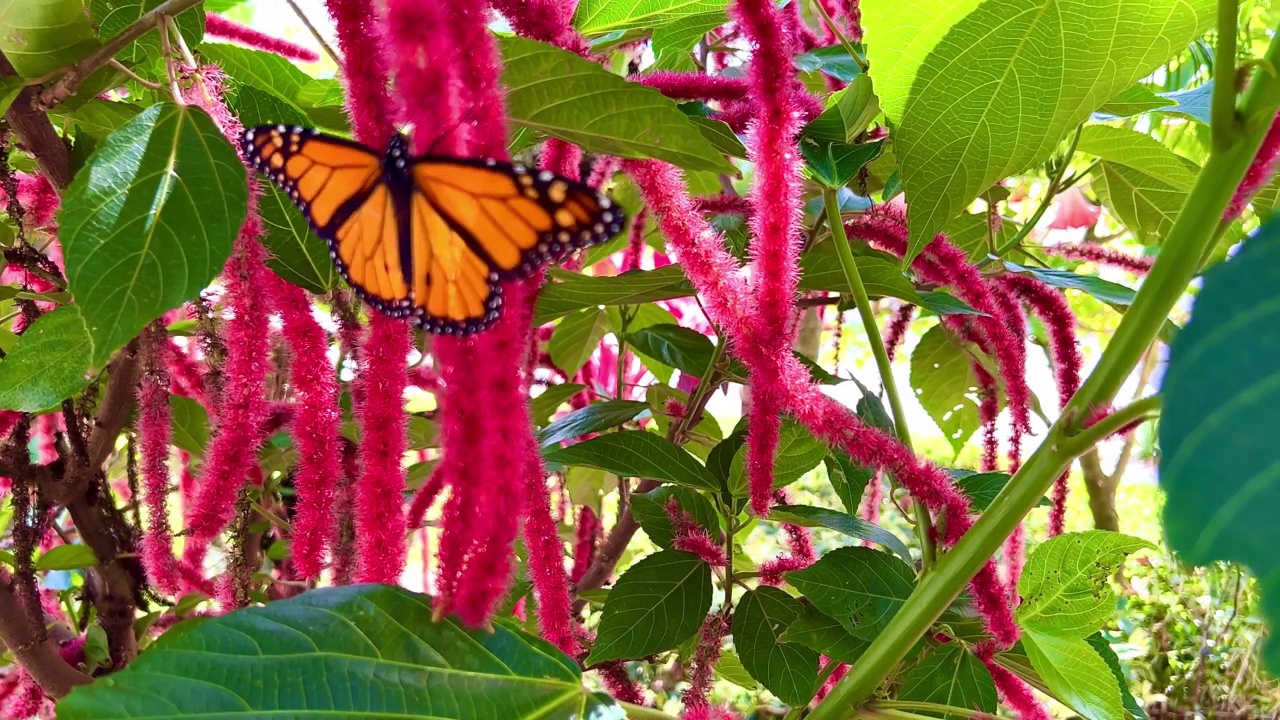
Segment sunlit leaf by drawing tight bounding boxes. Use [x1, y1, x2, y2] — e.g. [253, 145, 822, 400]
[0, 306, 97, 412]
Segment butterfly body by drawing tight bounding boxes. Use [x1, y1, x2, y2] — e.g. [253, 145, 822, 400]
[241, 125, 625, 334]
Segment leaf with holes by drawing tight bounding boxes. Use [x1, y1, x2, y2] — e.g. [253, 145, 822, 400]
[733, 587, 820, 706]
[864, 0, 1214, 260]
[0, 306, 97, 412]
[60, 103, 248, 367]
[1016, 530, 1153, 637]
[910, 324, 984, 457]
[543, 430, 719, 490]
[585, 550, 712, 664]
[539, 400, 648, 448]
[499, 36, 733, 172]
[59, 585, 618, 719]
[549, 307, 612, 376]
[787, 547, 915, 639]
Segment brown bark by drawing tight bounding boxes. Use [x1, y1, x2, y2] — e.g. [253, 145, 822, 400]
[1080, 449, 1120, 532]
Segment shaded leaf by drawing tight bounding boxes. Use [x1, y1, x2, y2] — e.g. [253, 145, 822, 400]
[728, 419, 827, 495]
[825, 451, 873, 516]
[1003, 262, 1136, 306]
[771, 504, 912, 566]
[258, 183, 338, 294]
[531, 383, 586, 427]
[59, 585, 618, 719]
[1086, 632, 1148, 720]
[60, 103, 248, 366]
[543, 430, 719, 490]
[778, 603, 869, 665]
[897, 644, 998, 718]
[0, 305, 97, 412]
[586, 550, 712, 664]
[535, 266, 693, 324]
[548, 307, 612, 376]
[786, 547, 915, 638]
[801, 138, 883, 188]
[951, 471, 1050, 512]
[631, 486, 720, 549]
[539, 399, 648, 448]
[804, 75, 880, 144]
[733, 587, 820, 706]
[90, 0, 202, 65]
[794, 44, 863, 83]
[1093, 84, 1175, 119]
[499, 36, 733, 172]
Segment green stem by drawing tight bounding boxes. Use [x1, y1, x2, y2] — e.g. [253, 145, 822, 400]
[987, 124, 1083, 262]
[1212, 0, 1240, 151]
[808, 18, 1280, 720]
[1062, 395, 1161, 455]
[809, 0, 868, 72]
[867, 701, 991, 719]
[823, 187, 935, 568]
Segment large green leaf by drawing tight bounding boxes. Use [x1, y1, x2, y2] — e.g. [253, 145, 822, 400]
[909, 324, 983, 456]
[585, 550, 712, 664]
[58, 585, 619, 719]
[867, 0, 1213, 259]
[498, 36, 733, 173]
[804, 75, 881, 144]
[786, 547, 915, 639]
[535, 266, 694, 324]
[1077, 125, 1198, 242]
[90, 0, 203, 65]
[778, 603, 868, 665]
[531, 383, 587, 427]
[257, 183, 338, 294]
[539, 399, 648, 447]
[1160, 218, 1280, 673]
[728, 419, 828, 495]
[629, 324, 744, 383]
[201, 44, 348, 134]
[1022, 629, 1122, 720]
[548, 307, 612, 376]
[1086, 632, 1147, 720]
[798, 246, 922, 303]
[60, 103, 248, 366]
[631, 486, 720, 549]
[575, 0, 727, 34]
[897, 644, 998, 718]
[733, 587, 820, 706]
[770, 504, 912, 565]
[542, 430, 720, 490]
[0, 0, 98, 78]
[1016, 530, 1153, 637]
[0, 306, 97, 412]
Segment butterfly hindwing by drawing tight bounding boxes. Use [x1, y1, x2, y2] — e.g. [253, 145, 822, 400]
[410, 158, 625, 280]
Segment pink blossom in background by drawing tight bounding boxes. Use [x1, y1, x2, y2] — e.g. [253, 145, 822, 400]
[570, 506, 600, 583]
[1044, 242, 1154, 274]
[1226, 108, 1280, 221]
[881, 303, 915, 362]
[1046, 186, 1101, 230]
[205, 14, 320, 63]
[634, 72, 751, 103]
[137, 335, 183, 596]
[666, 499, 726, 566]
[680, 615, 729, 716]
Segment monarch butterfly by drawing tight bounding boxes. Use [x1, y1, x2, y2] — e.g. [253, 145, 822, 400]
[240, 125, 626, 334]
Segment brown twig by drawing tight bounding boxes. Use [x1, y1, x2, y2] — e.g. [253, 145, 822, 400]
[0, 576, 92, 697]
[35, 0, 206, 110]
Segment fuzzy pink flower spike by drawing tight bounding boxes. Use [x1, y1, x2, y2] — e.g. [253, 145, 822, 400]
[681, 615, 729, 716]
[1227, 109, 1280, 221]
[324, 0, 398, 145]
[270, 274, 344, 579]
[1044, 242, 1154, 274]
[205, 14, 320, 63]
[735, 0, 809, 517]
[137, 333, 183, 595]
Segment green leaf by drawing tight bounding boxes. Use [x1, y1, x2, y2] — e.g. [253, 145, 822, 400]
[804, 75, 880, 144]
[794, 45, 863, 83]
[825, 451, 873, 516]
[539, 399, 648, 448]
[90, 0, 203, 65]
[535, 265, 693, 324]
[916, 290, 985, 317]
[909, 324, 983, 456]
[531, 383, 586, 427]
[575, 0, 728, 34]
[227, 85, 311, 140]
[0, 0, 99, 78]
[1076, 125, 1198, 242]
[865, 0, 1214, 260]
[585, 550, 712, 664]
[714, 650, 760, 690]
[1159, 81, 1213, 125]
[786, 547, 915, 639]
[631, 486, 719, 549]
[60, 103, 248, 366]
[629, 324, 743, 382]
[59, 585, 618, 719]
[952, 471, 1051, 511]
[940, 211, 1018, 264]
[57, 99, 145, 137]
[1016, 530, 1153, 638]
[801, 138, 884, 188]
[1022, 628, 1123, 720]
[36, 544, 98, 571]
[798, 246, 922, 303]
[549, 307, 612, 376]
[0, 76, 25, 118]
[257, 183, 337, 294]
[201, 42, 310, 113]
[1003, 262, 1136, 306]
[543, 430, 719, 490]
[706, 422, 746, 485]
[688, 116, 747, 158]
[778, 603, 868, 665]
[728, 419, 827, 496]
[733, 587, 820, 706]
[170, 395, 210, 456]
[498, 36, 733, 172]
[897, 644, 998, 718]
[1094, 84, 1175, 119]
[771, 504, 912, 566]
[1086, 632, 1147, 720]
[0, 305, 97, 412]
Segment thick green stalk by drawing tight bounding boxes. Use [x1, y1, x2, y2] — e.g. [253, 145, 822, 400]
[809, 18, 1280, 719]
[823, 187, 935, 567]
